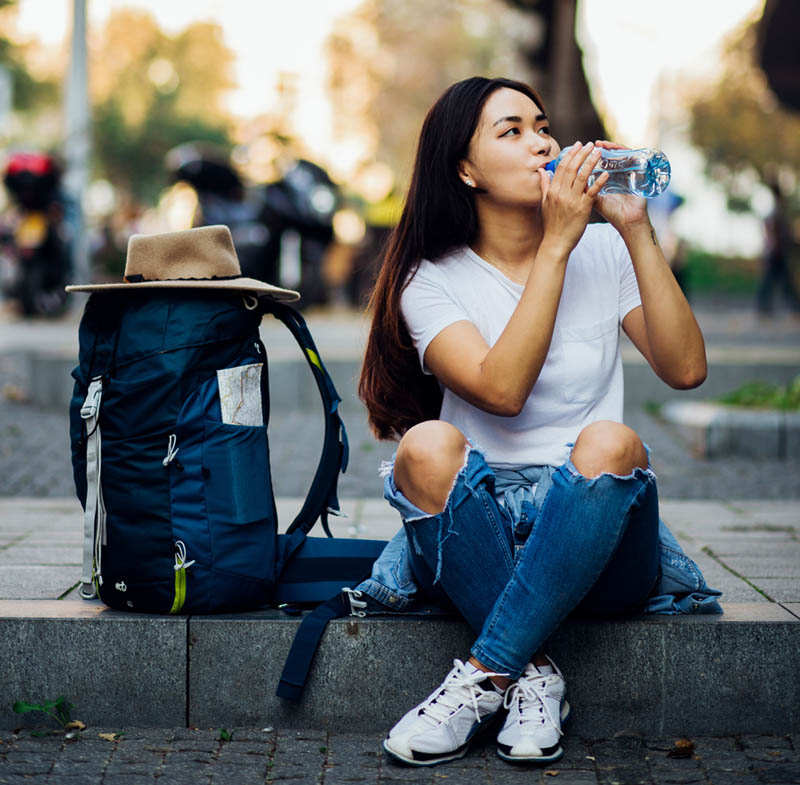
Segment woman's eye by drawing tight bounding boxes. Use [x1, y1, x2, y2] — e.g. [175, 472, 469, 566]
[500, 127, 520, 137]
[538, 126, 551, 136]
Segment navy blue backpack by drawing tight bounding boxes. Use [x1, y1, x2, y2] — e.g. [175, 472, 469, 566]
[70, 289, 386, 695]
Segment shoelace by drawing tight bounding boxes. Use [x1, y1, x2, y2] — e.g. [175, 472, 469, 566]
[504, 673, 563, 735]
[419, 659, 503, 727]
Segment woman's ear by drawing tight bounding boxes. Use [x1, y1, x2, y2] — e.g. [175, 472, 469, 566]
[458, 165, 476, 189]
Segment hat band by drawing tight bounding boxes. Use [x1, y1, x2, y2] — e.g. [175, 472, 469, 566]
[123, 274, 243, 283]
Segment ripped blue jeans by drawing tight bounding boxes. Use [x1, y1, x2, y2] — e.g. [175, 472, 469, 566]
[382, 446, 659, 680]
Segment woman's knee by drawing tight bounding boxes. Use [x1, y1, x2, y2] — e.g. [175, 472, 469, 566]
[571, 420, 648, 479]
[394, 421, 468, 514]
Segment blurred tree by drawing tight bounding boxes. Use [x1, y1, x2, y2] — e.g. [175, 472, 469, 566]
[0, 0, 59, 113]
[327, 0, 536, 186]
[90, 9, 236, 203]
[688, 19, 800, 207]
[756, 0, 800, 111]
[502, 0, 605, 147]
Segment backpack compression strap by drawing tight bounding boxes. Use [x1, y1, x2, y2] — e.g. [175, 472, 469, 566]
[79, 376, 107, 599]
[275, 591, 350, 701]
[262, 300, 349, 538]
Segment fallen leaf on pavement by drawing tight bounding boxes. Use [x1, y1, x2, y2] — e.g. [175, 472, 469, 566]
[544, 770, 559, 776]
[667, 738, 695, 758]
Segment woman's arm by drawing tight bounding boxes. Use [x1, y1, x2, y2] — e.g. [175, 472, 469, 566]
[424, 143, 607, 416]
[618, 221, 707, 389]
[590, 141, 706, 389]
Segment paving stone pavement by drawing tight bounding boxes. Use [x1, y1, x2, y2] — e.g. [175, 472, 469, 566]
[0, 728, 798, 785]
[1, 299, 799, 500]
[1, 375, 799, 501]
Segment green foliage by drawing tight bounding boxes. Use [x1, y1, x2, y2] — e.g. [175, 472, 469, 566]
[717, 376, 800, 410]
[218, 727, 235, 742]
[93, 96, 230, 204]
[0, 2, 59, 112]
[89, 9, 236, 204]
[688, 23, 800, 198]
[683, 248, 759, 294]
[13, 696, 73, 731]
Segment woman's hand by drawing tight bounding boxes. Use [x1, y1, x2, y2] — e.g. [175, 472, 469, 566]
[537, 142, 608, 258]
[591, 140, 649, 232]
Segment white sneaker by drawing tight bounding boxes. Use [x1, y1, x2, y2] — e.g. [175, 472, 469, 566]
[383, 659, 505, 766]
[496, 658, 570, 763]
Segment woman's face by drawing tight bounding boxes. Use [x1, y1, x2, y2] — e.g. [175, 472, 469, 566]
[460, 87, 560, 206]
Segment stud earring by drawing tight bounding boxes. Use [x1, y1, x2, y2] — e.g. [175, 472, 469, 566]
[465, 179, 474, 188]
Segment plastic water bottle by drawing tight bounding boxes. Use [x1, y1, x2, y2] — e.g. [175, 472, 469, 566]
[544, 146, 671, 198]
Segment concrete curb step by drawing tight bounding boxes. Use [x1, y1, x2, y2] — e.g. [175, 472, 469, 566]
[1, 601, 798, 736]
[15, 349, 800, 412]
[662, 400, 800, 459]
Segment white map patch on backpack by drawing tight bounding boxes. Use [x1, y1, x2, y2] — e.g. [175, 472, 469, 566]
[217, 363, 264, 426]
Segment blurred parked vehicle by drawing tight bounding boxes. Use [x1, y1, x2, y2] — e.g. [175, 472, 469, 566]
[166, 144, 339, 307]
[0, 152, 71, 316]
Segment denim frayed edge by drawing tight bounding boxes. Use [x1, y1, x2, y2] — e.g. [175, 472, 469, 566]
[386, 442, 484, 586]
[562, 440, 657, 484]
[383, 440, 478, 523]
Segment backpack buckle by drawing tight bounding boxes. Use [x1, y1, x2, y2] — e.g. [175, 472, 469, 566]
[81, 378, 104, 420]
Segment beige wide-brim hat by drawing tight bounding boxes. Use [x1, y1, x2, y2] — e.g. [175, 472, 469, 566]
[65, 224, 300, 301]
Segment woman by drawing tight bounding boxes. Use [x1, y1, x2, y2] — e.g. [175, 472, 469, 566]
[355, 76, 710, 767]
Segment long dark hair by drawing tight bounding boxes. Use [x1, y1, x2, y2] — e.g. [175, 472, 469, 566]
[358, 77, 546, 440]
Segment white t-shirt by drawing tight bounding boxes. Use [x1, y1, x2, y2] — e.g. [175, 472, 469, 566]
[400, 223, 642, 467]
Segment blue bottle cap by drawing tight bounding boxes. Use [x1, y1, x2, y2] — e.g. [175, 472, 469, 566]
[544, 159, 557, 174]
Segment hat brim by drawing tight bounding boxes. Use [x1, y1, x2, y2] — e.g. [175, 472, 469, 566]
[65, 277, 300, 301]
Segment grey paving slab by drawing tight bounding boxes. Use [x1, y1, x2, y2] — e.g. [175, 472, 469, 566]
[784, 603, 800, 620]
[686, 537, 800, 557]
[720, 556, 800, 578]
[680, 562, 768, 603]
[0, 547, 81, 565]
[728, 500, 800, 527]
[745, 577, 800, 602]
[658, 500, 749, 528]
[0, 565, 79, 599]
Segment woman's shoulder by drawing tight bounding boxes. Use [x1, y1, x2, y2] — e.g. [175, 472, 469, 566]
[407, 246, 470, 284]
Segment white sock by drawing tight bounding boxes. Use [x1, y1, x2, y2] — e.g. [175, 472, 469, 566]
[534, 663, 554, 675]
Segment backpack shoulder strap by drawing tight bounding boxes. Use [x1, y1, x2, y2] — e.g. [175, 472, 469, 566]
[262, 300, 349, 537]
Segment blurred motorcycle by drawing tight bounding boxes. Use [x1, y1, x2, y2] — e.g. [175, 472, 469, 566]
[1, 152, 71, 316]
[166, 144, 339, 307]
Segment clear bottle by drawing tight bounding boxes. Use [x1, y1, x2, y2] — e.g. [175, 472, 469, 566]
[544, 146, 671, 198]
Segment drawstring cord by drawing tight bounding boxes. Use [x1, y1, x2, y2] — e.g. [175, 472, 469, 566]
[163, 434, 180, 467]
[174, 540, 196, 571]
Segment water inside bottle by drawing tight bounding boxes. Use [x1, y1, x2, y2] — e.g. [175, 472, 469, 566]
[592, 150, 670, 198]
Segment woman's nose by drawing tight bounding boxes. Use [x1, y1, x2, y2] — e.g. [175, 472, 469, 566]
[528, 133, 550, 157]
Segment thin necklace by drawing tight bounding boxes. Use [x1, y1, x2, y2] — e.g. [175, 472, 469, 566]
[472, 246, 529, 284]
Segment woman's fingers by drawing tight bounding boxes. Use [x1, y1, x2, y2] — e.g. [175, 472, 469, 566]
[594, 139, 628, 151]
[557, 142, 602, 192]
[538, 167, 551, 202]
[586, 169, 609, 198]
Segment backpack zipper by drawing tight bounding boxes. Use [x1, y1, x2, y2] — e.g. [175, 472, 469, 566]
[169, 540, 196, 614]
